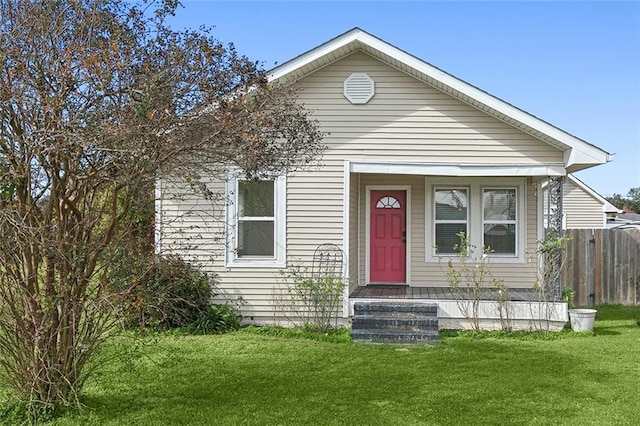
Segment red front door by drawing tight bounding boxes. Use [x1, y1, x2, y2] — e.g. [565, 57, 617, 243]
[370, 190, 406, 284]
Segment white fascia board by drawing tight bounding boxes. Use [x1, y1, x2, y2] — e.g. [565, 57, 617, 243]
[268, 29, 362, 82]
[350, 161, 566, 177]
[269, 28, 611, 167]
[564, 148, 612, 170]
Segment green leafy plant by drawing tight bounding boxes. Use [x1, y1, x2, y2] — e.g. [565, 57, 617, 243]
[492, 278, 512, 331]
[109, 255, 213, 330]
[530, 231, 571, 335]
[186, 304, 243, 335]
[278, 264, 347, 333]
[562, 286, 576, 309]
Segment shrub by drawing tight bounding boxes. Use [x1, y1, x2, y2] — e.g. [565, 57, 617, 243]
[110, 255, 213, 329]
[440, 232, 509, 331]
[186, 304, 243, 334]
[278, 264, 347, 333]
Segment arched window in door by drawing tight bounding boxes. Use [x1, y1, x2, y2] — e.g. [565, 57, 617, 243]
[376, 196, 401, 209]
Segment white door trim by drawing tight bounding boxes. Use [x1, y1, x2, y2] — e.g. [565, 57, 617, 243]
[365, 185, 411, 285]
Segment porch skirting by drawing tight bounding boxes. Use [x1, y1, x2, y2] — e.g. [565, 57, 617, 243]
[348, 285, 568, 331]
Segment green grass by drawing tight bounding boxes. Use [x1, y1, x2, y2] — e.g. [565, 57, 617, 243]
[2, 305, 640, 425]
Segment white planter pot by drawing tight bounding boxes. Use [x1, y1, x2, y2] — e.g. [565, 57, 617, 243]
[568, 309, 597, 332]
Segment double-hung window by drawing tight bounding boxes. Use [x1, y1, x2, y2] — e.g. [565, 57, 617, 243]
[483, 188, 517, 255]
[434, 188, 468, 254]
[427, 178, 525, 262]
[226, 173, 285, 267]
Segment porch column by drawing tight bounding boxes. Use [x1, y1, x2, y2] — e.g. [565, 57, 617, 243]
[546, 176, 564, 236]
[545, 176, 565, 300]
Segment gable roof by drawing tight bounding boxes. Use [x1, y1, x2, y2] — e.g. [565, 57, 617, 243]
[566, 175, 621, 214]
[268, 28, 613, 173]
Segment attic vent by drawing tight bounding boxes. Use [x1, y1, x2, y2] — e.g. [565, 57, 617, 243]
[344, 73, 375, 104]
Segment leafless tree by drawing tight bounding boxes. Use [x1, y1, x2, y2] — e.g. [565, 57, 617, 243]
[0, 0, 324, 408]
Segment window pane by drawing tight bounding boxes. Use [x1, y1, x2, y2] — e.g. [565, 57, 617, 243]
[484, 189, 516, 221]
[239, 180, 274, 217]
[435, 224, 467, 254]
[238, 220, 274, 257]
[484, 224, 516, 254]
[435, 189, 467, 220]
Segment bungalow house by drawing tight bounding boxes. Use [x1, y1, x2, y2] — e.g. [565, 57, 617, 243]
[156, 28, 612, 332]
[542, 174, 621, 229]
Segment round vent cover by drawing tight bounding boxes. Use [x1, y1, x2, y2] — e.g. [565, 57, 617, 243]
[343, 73, 375, 104]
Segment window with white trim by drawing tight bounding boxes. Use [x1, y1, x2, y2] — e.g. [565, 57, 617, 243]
[226, 174, 285, 267]
[434, 188, 468, 254]
[483, 188, 517, 255]
[426, 178, 525, 262]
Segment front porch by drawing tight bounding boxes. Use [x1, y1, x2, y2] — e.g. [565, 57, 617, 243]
[350, 285, 546, 301]
[347, 285, 568, 331]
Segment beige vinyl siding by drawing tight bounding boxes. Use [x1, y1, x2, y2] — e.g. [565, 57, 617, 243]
[158, 177, 226, 264]
[299, 52, 564, 165]
[563, 179, 606, 229]
[159, 51, 562, 322]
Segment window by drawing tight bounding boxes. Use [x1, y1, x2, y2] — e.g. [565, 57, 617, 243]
[376, 196, 401, 209]
[226, 173, 285, 267]
[434, 188, 468, 254]
[483, 189, 516, 255]
[426, 178, 525, 262]
[237, 180, 275, 257]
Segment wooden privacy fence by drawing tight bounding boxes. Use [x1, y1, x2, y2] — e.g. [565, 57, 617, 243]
[563, 228, 640, 306]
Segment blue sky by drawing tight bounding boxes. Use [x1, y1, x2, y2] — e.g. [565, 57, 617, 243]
[167, 1, 640, 197]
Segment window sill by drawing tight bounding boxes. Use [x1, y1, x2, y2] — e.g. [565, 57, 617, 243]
[425, 254, 526, 264]
[225, 260, 286, 269]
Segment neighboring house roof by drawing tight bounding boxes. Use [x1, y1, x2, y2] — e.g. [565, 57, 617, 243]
[268, 27, 612, 173]
[566, 175, 622, 214]
[619, 213, 640, 222]
[607, 214, 640, 229]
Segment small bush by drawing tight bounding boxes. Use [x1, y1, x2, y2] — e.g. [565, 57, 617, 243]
[278, 264, 347, 333]
[110, 255, 213, 330]
[185, 304, 243, 335]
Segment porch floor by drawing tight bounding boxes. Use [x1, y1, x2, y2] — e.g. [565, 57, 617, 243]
[350, 285, 557, 302]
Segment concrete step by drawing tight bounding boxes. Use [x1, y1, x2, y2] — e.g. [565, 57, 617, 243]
[351, 302, 439, 345]
[352, 316, 439, 331]
[350, 328, 439, 344]
[353, 302, 438, 315]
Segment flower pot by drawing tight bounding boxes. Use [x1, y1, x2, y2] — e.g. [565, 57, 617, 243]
[568, 309, 597, 332]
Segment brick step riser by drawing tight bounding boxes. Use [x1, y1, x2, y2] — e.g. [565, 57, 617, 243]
[350, 330, 439, 344]
[354, 338, 439, 344]
[352, 318, 438, 330]
[353, 306, 437, 315]
[353, 311, 438, 319]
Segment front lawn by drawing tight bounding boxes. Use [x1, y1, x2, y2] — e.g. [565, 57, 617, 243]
[2, 305, 640, 425]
